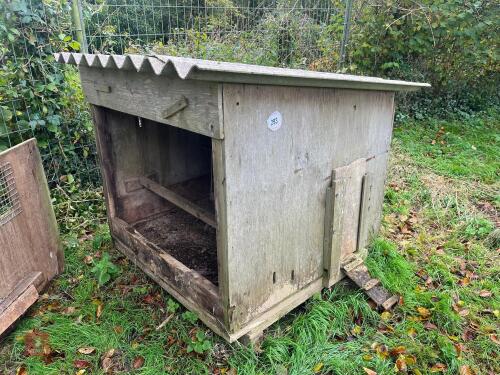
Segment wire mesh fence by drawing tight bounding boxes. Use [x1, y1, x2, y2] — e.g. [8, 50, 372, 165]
[80, 0, 347, 69]
[0, 0, 100, 186]
[1, 0, 354, 187]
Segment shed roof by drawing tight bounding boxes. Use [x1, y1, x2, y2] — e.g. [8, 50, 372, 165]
[55, 52, 430, 92]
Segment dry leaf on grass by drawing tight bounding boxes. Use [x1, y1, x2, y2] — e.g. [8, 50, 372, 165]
[430, 363, 447, 372]
[478, 290, 492, 298]
[417, 307, 431, 319]
[133, 356, 145, 369]
[459, 365, 475, 375]
[73, 360, 92, 369]
[77, 347, 96, 355]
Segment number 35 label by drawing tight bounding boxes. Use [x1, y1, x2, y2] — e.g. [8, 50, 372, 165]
[267, 111, 282, 131]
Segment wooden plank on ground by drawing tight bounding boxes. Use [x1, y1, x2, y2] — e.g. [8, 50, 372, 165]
[341, 255, 398, 310]
[0, 284, 39, 335]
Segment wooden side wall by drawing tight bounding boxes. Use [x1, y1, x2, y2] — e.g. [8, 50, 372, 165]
[0, 139, 63, 297]
[221, 85, 395, 331]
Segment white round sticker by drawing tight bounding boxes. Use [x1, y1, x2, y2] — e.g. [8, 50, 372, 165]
[267, 111, 282, 131]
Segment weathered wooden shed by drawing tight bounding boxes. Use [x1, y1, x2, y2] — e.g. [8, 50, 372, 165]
[56, 52, 429, 342]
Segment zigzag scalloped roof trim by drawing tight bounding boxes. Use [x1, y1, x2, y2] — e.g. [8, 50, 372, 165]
[54, 52, 430, 92]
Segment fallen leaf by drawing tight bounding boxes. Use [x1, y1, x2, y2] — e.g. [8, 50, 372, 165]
[417, 307, 431, 319]
[458, 308, 470, 317]
[102, 357, 112, 372]
[459, 365, 475, 375]
[78, 347, 96, 355]
[16, 366, 28, 375]
[363, 367, 377, 375]
[362, 354, 373, 361]
[490, 334, 499, 345]
[430, 363, 447, 372]
[75, 370, 86, 375]
[84, 255, 93, 264]
[113, 326, 123, 334]
[459, 277, 470, 286]
[405, 355, 416, 366]
[62, 306, 76, 315]
[478, 290, 492, 298]
[462, 328, 476, 342]
[395, 356, 407, 372]
[143, 294, 155, 304]
[351, 325, 362, 335]
[96, 303, 103, 319]
[424, 321, 437, 330]
[376, 344, 389, 359]
[73, 360, 92, 369]
[407, 328, 417, 337]
[313, 362, 324, 373]
[380, 311, 391, 321]
[103, 348, 116, 358]
[390, 346, 406, 357]
[133, 356, 145, 369]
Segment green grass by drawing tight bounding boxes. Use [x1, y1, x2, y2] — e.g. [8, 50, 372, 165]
[1, 110, 499, 374]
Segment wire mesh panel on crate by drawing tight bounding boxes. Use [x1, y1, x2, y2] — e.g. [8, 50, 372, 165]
[0, 162, 22, 226]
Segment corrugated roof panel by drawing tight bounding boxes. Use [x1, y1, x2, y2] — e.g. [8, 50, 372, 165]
[54, 52, 430, 92]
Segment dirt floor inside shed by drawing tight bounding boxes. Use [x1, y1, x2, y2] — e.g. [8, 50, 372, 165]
[133, 208, 218, 285]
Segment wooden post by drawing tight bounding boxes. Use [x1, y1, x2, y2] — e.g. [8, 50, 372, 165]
[71, 0, 88, 53]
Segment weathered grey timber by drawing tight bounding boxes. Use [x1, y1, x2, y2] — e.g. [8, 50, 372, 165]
[56, 53, 428, 342]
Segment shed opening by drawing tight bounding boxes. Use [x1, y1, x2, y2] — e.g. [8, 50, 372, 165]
[101, 109, 218, 287]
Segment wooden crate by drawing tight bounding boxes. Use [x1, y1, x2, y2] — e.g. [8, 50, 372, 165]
[0, 139, 63, 335]
[56, 53, 428, 342]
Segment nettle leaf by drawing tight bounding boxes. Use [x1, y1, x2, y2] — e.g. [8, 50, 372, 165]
[91, 253, 120, 286]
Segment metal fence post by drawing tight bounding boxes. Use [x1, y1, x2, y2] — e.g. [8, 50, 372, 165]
[71, 0, 88, 53]
[338, 0, 354, 70]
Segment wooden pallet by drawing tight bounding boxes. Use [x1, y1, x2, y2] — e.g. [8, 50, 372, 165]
[341, 255, 398, 310]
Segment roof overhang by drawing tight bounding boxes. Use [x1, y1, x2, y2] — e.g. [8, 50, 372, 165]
[54, 52, 431, 92]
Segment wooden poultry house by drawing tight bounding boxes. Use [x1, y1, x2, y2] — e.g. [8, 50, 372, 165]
[55, 52, 428, 342]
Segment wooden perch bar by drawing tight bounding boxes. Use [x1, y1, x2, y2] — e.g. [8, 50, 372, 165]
[139, 177, 217, 228]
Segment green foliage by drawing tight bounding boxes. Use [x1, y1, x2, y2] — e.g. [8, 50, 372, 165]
[91, 253, 120, 286]
[463, 217, 494, 240]
[346, 0, 499, 117]
[0, 0, 98, 185]
[166, 298, 180, 313]
[84, 0, 498, 117]
[186, 331, 212, 354]
[182, 311, 199, 324]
